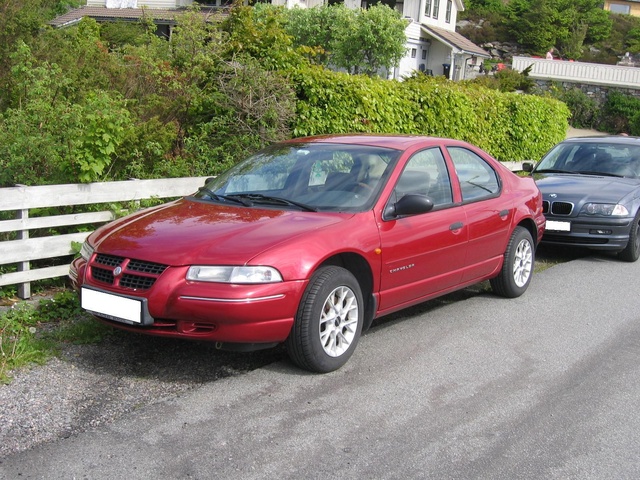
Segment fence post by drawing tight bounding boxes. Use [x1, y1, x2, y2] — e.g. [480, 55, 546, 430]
[16, 207, 31, 299]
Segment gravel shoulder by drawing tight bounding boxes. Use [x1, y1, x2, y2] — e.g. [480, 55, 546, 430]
[0, 326, 283, 458]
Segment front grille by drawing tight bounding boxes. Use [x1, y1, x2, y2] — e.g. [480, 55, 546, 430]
[127, 259, 167, 275]
[120, 274, 157, 290]
[544, 234, 608, 245]
[95, 254, 125, 267]
[92, 267, 114, 285]
[88, 254, 169, 291]
[544, 201, 573, 216]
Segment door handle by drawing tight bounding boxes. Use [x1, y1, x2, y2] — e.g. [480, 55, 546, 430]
[449, 222, 464, 231]
[499, 209, 509, 218]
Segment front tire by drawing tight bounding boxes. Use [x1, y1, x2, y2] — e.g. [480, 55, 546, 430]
[618, 211, 640, 262]
[286, 266, 363, 373]
[490, 226, 534, 298]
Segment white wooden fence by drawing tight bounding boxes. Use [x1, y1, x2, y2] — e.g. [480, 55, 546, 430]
[511, 56, 640, 89]
[0, 177, 208, 299]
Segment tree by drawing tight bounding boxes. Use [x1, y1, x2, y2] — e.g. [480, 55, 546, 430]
[221, 2, 303, 71]
[283, 5, 347, 65]
[333, 4, 407, 77]
[283, 4, 407, 77]
[506, 0, 611, 59]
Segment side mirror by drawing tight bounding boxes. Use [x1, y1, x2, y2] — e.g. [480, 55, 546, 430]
[384, 194, 434, 219]
[522, 162, 534, 173]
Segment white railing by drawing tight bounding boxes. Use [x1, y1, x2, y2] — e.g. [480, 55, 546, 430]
[0, 177, 208, 299]
[511, 56, 640, 89]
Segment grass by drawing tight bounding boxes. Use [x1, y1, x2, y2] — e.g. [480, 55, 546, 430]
[0, 290, 112, 384]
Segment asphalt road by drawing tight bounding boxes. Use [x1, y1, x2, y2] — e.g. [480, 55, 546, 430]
[2, 250, 640, 479]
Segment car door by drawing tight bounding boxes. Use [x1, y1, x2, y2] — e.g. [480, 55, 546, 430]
[377, 146, 469, 311]
[445, 146, 513, 282]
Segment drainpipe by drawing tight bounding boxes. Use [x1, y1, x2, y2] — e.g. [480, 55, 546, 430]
[449, 51, 455, 80]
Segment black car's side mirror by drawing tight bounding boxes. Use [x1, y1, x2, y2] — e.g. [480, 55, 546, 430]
[522, 162, 534, 173]
[384, 194, 434, 219]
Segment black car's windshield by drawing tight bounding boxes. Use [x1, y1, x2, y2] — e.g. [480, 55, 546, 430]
[534, 142, 640, 179]
[194, 142, 401, 212]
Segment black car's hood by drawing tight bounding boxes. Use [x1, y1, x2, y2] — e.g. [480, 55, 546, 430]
[535, 173, 639, 205]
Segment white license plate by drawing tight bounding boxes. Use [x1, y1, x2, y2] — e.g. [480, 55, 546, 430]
[81, 288, 143, 324]
[546, 220, 571, 232]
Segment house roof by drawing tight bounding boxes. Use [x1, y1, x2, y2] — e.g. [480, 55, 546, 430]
[49, 6, 223, 28]
[422, 24, 490, 58]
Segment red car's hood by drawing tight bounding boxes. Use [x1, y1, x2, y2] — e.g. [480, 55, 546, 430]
[90, 199, 348, 265]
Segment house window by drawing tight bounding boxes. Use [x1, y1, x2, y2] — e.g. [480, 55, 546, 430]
[609, 3, 631, 14]
[422, 49, 427, 59]
[433, 0, 440, 19]
[411, 48, 417, 58]
[445, 0, 452, 23]
[424, 0, 432, 17]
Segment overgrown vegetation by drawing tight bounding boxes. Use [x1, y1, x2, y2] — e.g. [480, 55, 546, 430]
[0, 0, 572, 189]
[0, 290, 112, 383]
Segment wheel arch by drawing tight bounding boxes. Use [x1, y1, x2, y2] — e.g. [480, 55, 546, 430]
[319, 252, 377, 331]
[517, 217, 540, 248]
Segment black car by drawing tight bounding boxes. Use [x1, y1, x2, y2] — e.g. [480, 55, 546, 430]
[527, 135, 640, 262]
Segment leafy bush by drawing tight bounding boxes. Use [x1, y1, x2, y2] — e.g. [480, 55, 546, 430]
[545, 85, 599, 129]
[597, 90, 640, 134]
[292, 67, 569, 161]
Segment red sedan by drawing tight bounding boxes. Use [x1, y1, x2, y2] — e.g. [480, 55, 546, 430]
[70, 135, 545, 372]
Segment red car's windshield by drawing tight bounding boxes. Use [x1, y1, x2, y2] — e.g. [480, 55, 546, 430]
[195, 143, 402, 211]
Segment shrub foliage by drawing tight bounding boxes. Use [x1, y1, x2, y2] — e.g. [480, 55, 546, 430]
[293, 67, 569, 161]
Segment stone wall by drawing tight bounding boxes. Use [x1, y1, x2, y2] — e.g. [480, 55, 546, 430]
[533, 79, 640, 106]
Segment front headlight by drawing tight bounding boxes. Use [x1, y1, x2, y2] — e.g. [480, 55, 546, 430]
[80, 241, 95, 261]
[186, 266, 283, 284]
[581, 203, 629, 216]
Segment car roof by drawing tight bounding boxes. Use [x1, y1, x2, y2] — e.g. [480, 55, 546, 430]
[561, 135, 640, 146]
[282, 134, 467, 150]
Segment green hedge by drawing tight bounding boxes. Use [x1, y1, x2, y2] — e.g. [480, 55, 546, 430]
[291, 67, 570, 161]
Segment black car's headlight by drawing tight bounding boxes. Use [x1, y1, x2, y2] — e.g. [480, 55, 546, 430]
[80, 241, 95, 261]
[581, 203, 629, 216]
[186, 266, 283, 284]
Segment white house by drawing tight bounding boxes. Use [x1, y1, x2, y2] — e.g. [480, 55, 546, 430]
[56, 0, 488, 79]
[395, 0, 489, 79]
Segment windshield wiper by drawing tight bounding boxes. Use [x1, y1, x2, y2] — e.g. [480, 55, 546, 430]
[198, 187, 252, 206]
[230, 194, 318, 212]
[574, 170, 624, 178]
[534, 169, 570, 174]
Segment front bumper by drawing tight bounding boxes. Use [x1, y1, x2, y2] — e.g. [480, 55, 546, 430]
[70, 256, 306, 345]
[541, 215, 633, 251]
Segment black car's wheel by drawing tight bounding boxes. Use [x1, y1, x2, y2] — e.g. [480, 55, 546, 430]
[286, 266, 363, 373]
[490, 226, 534, 298]
[618, 211, 640, 262]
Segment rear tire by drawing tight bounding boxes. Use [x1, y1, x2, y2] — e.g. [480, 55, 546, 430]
[618, 211, 640, 262]
[286, 266, 363, 373]
[490, 226, 534, 298]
